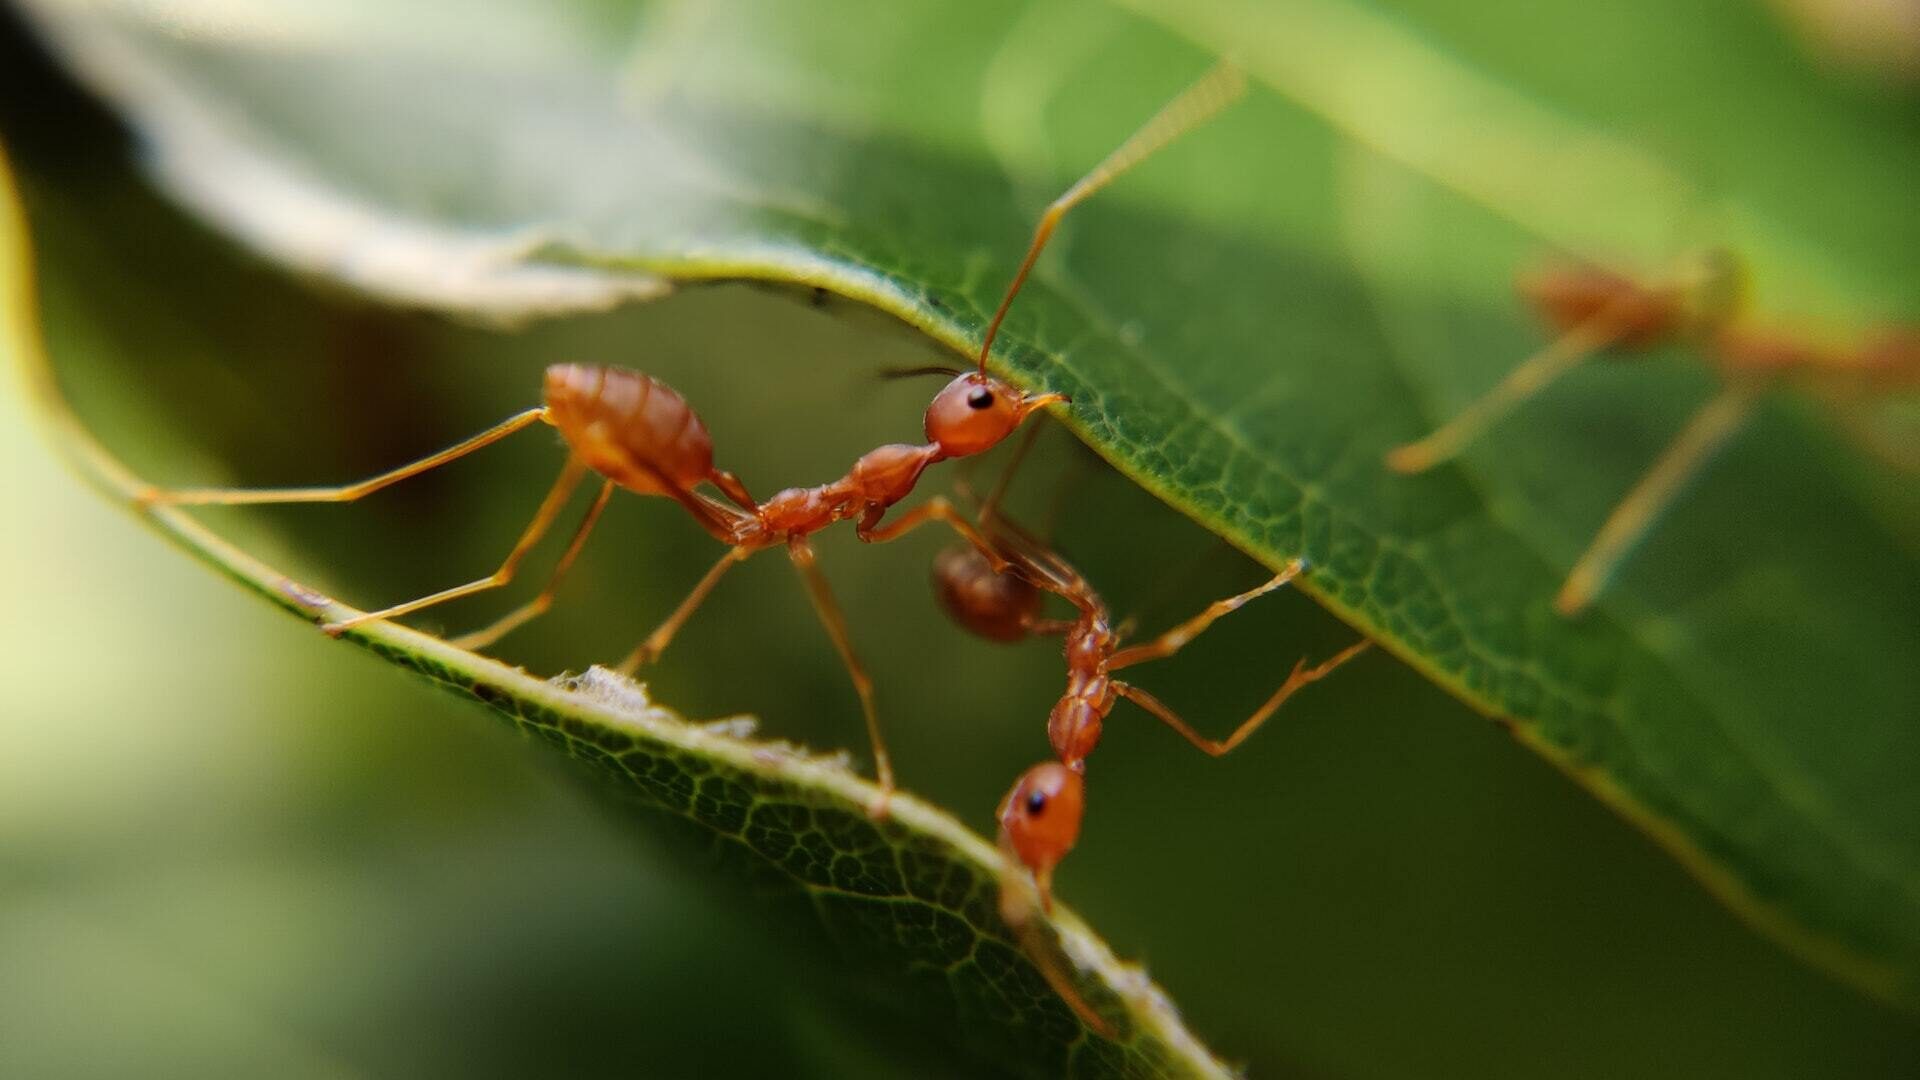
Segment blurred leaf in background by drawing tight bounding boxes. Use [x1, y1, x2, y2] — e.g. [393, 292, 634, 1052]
[3, 0, 1919, 1076]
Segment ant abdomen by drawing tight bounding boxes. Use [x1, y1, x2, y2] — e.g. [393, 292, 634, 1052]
[543, 364, 715, 496]
[932, 543, 1040, 642]
[1854, 329, 1920, 388]
[1515, 265, 1681, 348]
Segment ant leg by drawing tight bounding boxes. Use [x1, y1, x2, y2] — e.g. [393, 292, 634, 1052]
[859, 496, 1010, 572]
[785, 537, 893, 815]
[450, 479, 616, 651]
[323, 456, 587, 636]
[976, 420, 1046, 529]
[976, 60, 1245, 369]
[1113, 638, 1372, 756]
[1556, 386, 1760, 615]
[708, 469, 760, 512]
[1035, 437, 1098, 542]
[136, 407, 549, 506]
[1385, 307, 1646, 474]
[1107, 558, 1307, 670]
[615, 545, 755, 673]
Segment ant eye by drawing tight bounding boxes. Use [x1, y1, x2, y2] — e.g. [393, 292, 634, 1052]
[967, 386, 995, 410]
[1025, 790, 1047, 816]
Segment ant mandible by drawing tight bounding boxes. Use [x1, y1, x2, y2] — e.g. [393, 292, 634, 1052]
[1385, 250, 1919, 614]
[134, 59, 1249, 813]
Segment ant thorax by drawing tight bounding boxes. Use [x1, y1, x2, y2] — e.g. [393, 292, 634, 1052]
[756, 485, 835, 534]
[847, 443, 939, 508]
[1047, 618, 1119, 765]
[1047, 694, 1105, 768]
[755, 443, 940, 537]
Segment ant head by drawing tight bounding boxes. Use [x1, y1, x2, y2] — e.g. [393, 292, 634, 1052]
[997, 761, 1084, 896]
[1677, 247, 1748, 332]
[925, 373, 1066, 459]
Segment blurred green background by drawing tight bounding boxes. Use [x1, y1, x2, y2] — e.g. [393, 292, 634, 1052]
[5, 3, 1920, 1077]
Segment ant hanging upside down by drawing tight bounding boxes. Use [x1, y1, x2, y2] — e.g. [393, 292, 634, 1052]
[133, 59, 1249, 815]
[918, 448, 1372, 1031]
[928, 443, 1374, 911]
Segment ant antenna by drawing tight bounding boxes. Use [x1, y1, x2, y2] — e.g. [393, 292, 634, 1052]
[974, 59, 1248, 377]
[996, 833, 1115, 1037]
[976, 419, 1046, 527]
[876, 363, 966, 381]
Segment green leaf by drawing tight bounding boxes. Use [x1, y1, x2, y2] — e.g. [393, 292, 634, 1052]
[17, 0, 1920, 1020]
[0, 149, 1235, 1079]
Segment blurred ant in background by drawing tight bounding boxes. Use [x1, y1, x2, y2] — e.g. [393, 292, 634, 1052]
[1386, 250, 1919, 614]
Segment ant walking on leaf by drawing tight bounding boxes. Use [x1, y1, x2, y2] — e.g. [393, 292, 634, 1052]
[1385, 250, 1919, 614]
[134, 59, 1248, 815]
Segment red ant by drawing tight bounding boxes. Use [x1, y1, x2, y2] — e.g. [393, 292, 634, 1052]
[932, 492, 1372, 913]
[134, 59, 1249, 813]
[920, 476, 1370, 1031]
[1385, 250, 1920, 614]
